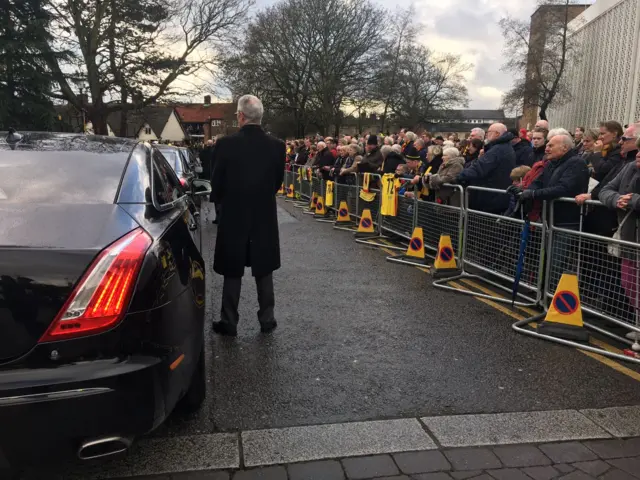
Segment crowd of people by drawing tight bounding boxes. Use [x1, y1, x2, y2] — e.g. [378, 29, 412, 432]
[283, 119, 640, 329]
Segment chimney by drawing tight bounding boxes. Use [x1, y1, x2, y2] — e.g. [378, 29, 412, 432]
[204, 95, 211, 105]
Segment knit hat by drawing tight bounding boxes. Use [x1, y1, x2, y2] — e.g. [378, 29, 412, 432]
[404, 146, 421, 161]
[367, 134, 378, 146]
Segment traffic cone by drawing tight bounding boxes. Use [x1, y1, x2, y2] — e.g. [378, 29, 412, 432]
[278, 183, 285, 195]
[387, 227, 428, 267]
[354, 209, 377, 238]
[286, 184, 295, 199]
[334, 201, 357, 230]
[314, 196, 327, 218]
[537, 273, 589, 342]
[432, 234, 460, 278]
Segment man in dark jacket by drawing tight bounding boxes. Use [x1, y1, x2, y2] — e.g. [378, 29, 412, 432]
[295, 138, 311, 166]
[522, 133, 589, 227]
[210, 95, 285, 336]
[509, 128, 533, 166]
[200, 139, 215, 180]
[457, 123, 515, 213]
[315, 141, 335, 180]
[528, 127, 547, 165]
[357, 134, 384, 173]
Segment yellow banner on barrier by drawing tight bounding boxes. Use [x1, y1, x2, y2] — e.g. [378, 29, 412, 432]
[325, 181, 334, 207]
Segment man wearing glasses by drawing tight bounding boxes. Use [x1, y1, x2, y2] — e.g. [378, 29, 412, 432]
[210, 95, 285, 336]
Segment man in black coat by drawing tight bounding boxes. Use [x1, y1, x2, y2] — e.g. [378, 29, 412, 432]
[456, 123, 515, 214]
[210, 95, 285, 336]
[522, 132, 589, 228]
[509, 128, 533, 166]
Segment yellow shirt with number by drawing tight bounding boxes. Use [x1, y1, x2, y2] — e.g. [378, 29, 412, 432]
[380, 173, 399, 216]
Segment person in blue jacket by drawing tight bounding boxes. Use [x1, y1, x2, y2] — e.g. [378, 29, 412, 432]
[456, 123, 516, 214]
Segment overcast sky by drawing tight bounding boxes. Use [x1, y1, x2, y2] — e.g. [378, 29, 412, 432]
[248, 0, 544, 111]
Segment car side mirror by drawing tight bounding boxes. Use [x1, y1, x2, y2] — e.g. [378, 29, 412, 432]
[191, 179, 212, 197]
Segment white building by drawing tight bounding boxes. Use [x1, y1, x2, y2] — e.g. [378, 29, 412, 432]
[548, 0, 640, 129]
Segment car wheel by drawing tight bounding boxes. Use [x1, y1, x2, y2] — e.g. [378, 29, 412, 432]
[179, 340, 206, 412]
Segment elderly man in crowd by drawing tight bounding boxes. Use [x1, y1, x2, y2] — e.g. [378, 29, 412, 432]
[521, 132, 589, 228]
[535, 119, 550, 131]
[469, 128, 485, 142]
[456, 123, 516, 214]
[315, 141, 335, 180]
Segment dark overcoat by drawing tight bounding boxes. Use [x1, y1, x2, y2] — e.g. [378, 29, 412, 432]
[210, 124, 285, 278]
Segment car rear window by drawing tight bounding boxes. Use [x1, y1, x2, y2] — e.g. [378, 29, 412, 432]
[0, 151, 129, 204]
[158, 149, 183, 175]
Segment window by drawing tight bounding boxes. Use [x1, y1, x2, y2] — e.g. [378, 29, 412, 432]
[211, 119, 222, 127]
[152, 150, 184, 208]
[145, 126, 152, 135]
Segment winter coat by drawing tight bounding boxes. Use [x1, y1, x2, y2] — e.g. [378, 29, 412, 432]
[428, 156, 465, 206]
[199, 145, 215, 181]
[381, 151, 406, 175]
[457, 132, 516, 213]
[336, 156, 357, 185]
[528, 145, 546, 166]
[315, 148, 335, 180]
[591, 144, 622, 182]
[526, 150, 590, 227]
[599, 161, 640, 257]
[513, 140, 534, 166]
[357, 147, 384, 173]
[586, 149, 638, 237]
[428, 154, 443, 175]
[296, 147, 309, 166]
[210, 124, 285, 277]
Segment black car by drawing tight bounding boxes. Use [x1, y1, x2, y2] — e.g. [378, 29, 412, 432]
[0, 132, 210, 465]
[156, 145, 196, 189]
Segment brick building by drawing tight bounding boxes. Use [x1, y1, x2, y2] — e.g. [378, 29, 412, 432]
[175, 96, 238, 142]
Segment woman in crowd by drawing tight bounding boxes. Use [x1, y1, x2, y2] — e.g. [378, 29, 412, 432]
[599, 141, 640, 330]
[592, 121, 623, 183]
[464, 138, 483, 168]
[425, 146, 465, 206]
[580, 128, 600, 169]
[426, 144, 444, 174]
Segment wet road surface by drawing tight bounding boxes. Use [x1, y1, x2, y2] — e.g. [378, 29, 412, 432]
[12, 198, 640, 478]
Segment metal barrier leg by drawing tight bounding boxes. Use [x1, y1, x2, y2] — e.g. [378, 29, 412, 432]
[512, 313, 640, 365]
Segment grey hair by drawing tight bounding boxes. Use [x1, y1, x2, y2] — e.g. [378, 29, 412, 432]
[380, 145, 393, 157]
[547, 128, 570, 141]
[237, 95, 264, 124]
[471, 128, 485, 139]
[443, 140, 455, 148]
[391, 144, 402, 154]
[443, 147, 460, 158]
[553, 134, 575, 150]
[317, 141, 326, 150]
[414, 138, 425, 148]
[405, 131, 417, 141]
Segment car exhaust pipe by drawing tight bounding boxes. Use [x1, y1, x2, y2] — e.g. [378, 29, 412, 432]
[77, 436, 132, 461]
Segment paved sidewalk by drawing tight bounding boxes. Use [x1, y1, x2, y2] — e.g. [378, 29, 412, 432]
[112, 438, 640, 479]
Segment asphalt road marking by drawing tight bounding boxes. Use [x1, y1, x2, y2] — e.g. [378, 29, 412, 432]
[422, 410, 611, 448]
[242, 419, 436, 467]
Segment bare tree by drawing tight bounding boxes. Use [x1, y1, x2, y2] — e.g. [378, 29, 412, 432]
[499, 0, 585, 121]
[387, 44, 471, 129]
[42, 0, 252, 134]
[375, 7, 418, 132]
[222, 0, 384, 137]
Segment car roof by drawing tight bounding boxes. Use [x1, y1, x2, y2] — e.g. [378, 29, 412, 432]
[0, 132, 137, 204]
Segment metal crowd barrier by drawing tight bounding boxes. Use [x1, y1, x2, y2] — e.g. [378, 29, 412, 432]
[541, 198, 640, 347]
[380, 190, 416, 242]
[416, 185, 464, 258]
[433, 186, 543, 307]
[334, 173, 359, 230]
[298, 167, 312, 202]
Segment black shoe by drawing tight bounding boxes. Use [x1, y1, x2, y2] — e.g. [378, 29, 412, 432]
[260, 320, 277, 334]
[212, 321, 237, 337]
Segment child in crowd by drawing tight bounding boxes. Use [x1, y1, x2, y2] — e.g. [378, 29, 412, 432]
[504, 165, 532, 217]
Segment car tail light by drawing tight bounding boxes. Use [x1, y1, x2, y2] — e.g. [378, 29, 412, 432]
[180, 178, 187, 187]
[39, 228, 152, 343]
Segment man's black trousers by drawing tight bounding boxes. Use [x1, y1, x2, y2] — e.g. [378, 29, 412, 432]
[221, 273, 275, 326]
